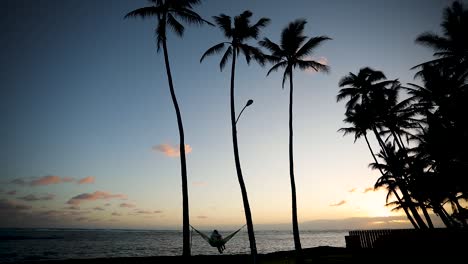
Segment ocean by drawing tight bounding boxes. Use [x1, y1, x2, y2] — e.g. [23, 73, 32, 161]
[0, 228, 348, 263]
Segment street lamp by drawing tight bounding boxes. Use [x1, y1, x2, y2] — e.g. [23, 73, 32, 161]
[235, 99, 254, 124]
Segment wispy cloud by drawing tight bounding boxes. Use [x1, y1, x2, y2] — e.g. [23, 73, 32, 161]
[30, 175, 74, 186]
[64, 206, 80, 210]
[132, 210, 162, 215]
[78, 176, 95, 184]
[197, 215, 208, 219]
[330, 200, 347, 207]
[119, 203, 136, 208]
[152, 144, 192, 157]
[192, 181, 207, 187]
[93, 206, 105, 211]
[67, 191, 127, 205]
[348, 188, 357, 193]
[104, 203, 111, 207]
[10, 175, 96, 186]
[0, 199, 32, 211]
[111, 212, 122, 216]
[363, 187, 375, 193]
[18, 194, 55, 201]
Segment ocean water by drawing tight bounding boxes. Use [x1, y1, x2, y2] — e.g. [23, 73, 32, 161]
[0, 229, 348, 263]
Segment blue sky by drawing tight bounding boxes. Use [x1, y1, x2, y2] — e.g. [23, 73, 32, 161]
[0, 0, 456, 229]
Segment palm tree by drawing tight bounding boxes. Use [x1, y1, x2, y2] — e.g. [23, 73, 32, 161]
[414, 1, 468, 76]
[260, 19, 330, 257]
[337, 68, 429, 229]
[124, 0, 212, 256]
[200, 11, 269, 263]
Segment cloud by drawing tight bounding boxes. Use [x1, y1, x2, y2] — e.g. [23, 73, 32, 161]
[11, 176, 74, 186]
[0, 199, 32, 211]
[104, 203, 111, 207]
[330, 200, 347, 207]
[363, 187, 375, 193]
[78, 176, 95, 184]
[134, 210, 153, 214]
[152, 144, 192, 157]
[30, 175, 74, 186]
[305, 56, 328, 74]
[153, 210, 162, 214]
[67, 191, 127, 205]
[18, 194, 55, 201]
[192, 181, 207, 187]
[64, 206, 80, 210]
[119, 203, 136, 208]
[197, 215, 208, 219]
[93, 206, 105, 211]
[7, 190, 17, 195]
[111, 212, 122, 216]
[348, 188, 357, 193]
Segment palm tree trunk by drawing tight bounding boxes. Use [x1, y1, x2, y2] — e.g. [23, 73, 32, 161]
[162, 37, 190, 257]
[371, 127, 428, 229]
[288, 69, 302, 257]
[363, 134, 419, 229]
[420, 204, 434, 228]
[230, 48, 257, 264]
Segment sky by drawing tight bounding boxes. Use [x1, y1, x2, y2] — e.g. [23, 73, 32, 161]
[0, 0, 457, 230]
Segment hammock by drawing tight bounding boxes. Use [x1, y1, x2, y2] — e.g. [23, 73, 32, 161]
[190, 224, 246, 248]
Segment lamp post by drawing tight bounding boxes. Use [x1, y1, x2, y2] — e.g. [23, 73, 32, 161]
[236, 99, 254, 124]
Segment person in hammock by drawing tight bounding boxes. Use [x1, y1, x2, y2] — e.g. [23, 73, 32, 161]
[210, 230, 225, 253]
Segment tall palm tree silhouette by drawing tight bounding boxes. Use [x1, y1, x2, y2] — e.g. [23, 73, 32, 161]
[124, 0, 212, 256]
[200, 11, 269, 263]
[260, 19, 330, 257]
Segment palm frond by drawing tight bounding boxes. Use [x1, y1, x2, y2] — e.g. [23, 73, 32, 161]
[296, 59, 329, 73]
[200, 42, 226, 62]
[175, 7, 214, 26]
[266, 61, 288, 76]
[295, 36, 331, 58]
[167, 13, 185, 36]
[124, 6, 162, 19]
[259, 38, 283, 56]
[213, 14, 233, 38]
[249, 17, 270, 39]
[219, 46, 233, 71]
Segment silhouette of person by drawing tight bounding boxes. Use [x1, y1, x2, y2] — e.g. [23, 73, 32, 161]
[210, 229, 225, 253]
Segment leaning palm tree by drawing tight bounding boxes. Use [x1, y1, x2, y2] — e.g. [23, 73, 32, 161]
[260, 19, 330, 257]
[124, 0, 212, 256]
[200, 11, 269, 263]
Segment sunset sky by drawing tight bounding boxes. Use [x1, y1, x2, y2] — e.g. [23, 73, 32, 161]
[1, 0, 452, 229]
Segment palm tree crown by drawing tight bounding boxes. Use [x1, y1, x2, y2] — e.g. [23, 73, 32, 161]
[200, 10, 269, 69]
[259, 19, 330, 86]
[125, 0, 212, 51]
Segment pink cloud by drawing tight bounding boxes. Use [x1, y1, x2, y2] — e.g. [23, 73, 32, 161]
[67, 191, 127, 205]
[78, 176, 95, 184]
[363, 187, 375, 193]
[152, 144, 192, 157]
[30, 175, 74, 186]
[192, 181, 207, 187]
[133, 210, 162, 215]
[104, 203, 111, 207]
[330, 200, 347, 207]
[119, 203, 136, 208]
[18, 194, 55, 201]
[7, 190, 17, 195]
